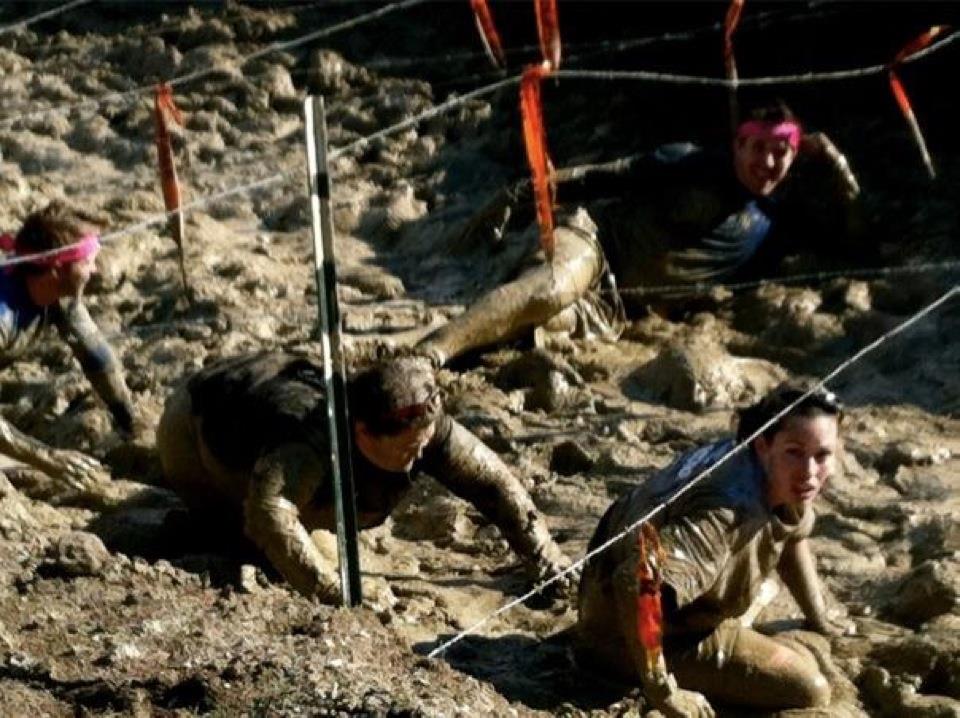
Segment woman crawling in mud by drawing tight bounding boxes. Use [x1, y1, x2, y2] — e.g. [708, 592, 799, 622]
[0, 202, 136, 490]
[576, 382, 849, 717]
[157, 351, 571, 604]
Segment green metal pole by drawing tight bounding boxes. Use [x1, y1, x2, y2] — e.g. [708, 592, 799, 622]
[303, 95, 362, 606]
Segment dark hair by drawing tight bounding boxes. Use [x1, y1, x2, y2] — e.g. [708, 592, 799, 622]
[740, 98, 797, 126]
[736, 380, 843, 443]
[348, 357, 440, 436]
[15, 201, 105, 274]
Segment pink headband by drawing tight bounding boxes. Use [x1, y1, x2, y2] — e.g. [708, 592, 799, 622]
[0, 233, 100, 268]
[736, 120, 802, 151]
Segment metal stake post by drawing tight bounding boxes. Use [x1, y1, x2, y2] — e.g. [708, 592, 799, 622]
[303, 95, 362, 606]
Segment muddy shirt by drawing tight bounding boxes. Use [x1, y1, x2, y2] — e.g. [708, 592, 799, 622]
[187, 351, 451, 529]
[581, 439, 814, 640]
[557, 144, 782, 290]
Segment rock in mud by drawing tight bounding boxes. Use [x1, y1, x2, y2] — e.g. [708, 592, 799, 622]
[861, 665, 960, 718]
[495, 349, 585, 413]
[890, 465, 953, 502]
[42, 531, 110, 578]
[549, 440, 596, 476]
[886, 560, 960, 627]
[308, 50, 372, 95]
[0, 473, 39, 538]
[392, 494, 470, 544]
[626, 337, 786, 411]
[734, 284, 845, 359]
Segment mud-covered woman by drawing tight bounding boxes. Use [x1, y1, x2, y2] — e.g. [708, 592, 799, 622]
[576, 382, 850, 717]
[0, 202, 136, 490]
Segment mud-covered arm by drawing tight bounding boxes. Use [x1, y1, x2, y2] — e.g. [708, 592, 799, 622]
[799, 132, 860, 201]
[420, 418, 570, 580]
[612, 546, 716, 717]
[244, 444, 341, 603]
[657, 507, 736, 609]
[0, 412, 107, 490]
[778, 534, 840, 635]
[55, 300, 135, 433]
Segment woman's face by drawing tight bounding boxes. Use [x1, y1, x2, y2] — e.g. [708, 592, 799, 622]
[754, 414, 840, 508]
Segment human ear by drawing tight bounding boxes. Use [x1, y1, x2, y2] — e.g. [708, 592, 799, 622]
[752, 434, 771, 462]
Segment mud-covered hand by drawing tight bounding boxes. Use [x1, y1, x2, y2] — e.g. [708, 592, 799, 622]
[427, 419, 573, 600]
[651, 688, 716, 718]
[807, 609, 856, 637]
[39, 448, 110, 491]
[528, 542, 578, 600]
[645, 671, 715, 718]
[458, 183, 527, 247]
[800, 132, 860, 201]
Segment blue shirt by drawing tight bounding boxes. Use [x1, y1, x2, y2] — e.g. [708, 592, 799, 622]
[0, 270, 51, 361]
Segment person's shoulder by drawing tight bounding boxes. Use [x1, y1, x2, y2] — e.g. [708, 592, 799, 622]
[191, 351, 299, 386]
[669, 444, 766, 518]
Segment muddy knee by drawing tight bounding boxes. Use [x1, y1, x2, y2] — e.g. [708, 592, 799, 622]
[794, 668, 831, 707]
[771, 644, 832, 708]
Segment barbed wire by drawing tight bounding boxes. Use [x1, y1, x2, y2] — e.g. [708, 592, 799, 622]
[0, 20, 956, 268]
[553, 29, 958, 88]
[427, 282, 960, 658]
[608, 259, 960, 299]
[0, 0, 431, 130]
[0, 0, 92, 37]
[372, 1, 842, 77]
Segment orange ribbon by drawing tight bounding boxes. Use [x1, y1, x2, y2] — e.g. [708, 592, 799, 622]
[888, 26, 949, 179]
[723, 0, 744, 80]
[470, 0, 506, 68]
[635, 523, 665, 672]
[154, 83, 184, 212]
[520, 64, 556, 258]
[534, 0, 561, 70]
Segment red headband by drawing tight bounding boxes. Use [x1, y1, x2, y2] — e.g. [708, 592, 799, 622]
[0, 233, 100, 268]
[736, 120, 802, 151]
[381, 387, 441, 426]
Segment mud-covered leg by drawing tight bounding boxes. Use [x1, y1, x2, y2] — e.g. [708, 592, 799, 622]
[157, 382, 220, 506]
[428, 419, 570, 585]
[417, 226, 602, 364]
[669, 622, 831, 709]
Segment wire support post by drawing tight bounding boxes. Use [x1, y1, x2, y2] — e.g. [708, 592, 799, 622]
[303, 95, 362, 607]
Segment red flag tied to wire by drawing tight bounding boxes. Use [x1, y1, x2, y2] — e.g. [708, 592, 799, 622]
[534, 0, 562, 71]
[723, 0, 745, 131]
[466, 0, 562, 258]
[635, 523, 666, 672]
[524, 0, 562, 259]
[520, 64, 556, 258]
[888, 25, 949, 180]
[470, 0, 506, 68]
[154, 83, 192, 298]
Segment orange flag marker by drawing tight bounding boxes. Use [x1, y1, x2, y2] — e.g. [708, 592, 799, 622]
[888, 26, 950, 180]
[470, 0, 506, 68]
[154, 83, 191, 298]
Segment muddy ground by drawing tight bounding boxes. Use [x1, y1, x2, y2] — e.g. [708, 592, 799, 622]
[1, 1, 959, 716]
